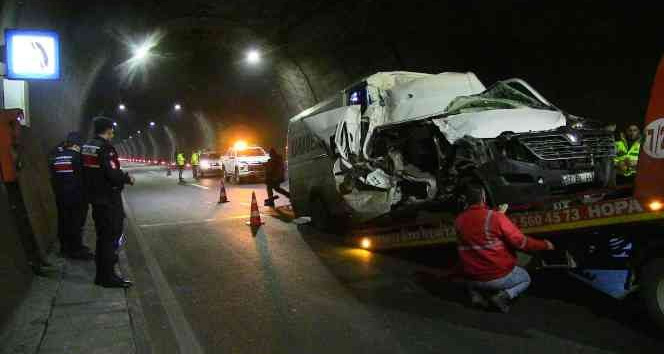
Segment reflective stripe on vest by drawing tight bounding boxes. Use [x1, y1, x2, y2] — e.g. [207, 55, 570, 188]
[458, 210, 505, 251]
[81, 145, 101, 168]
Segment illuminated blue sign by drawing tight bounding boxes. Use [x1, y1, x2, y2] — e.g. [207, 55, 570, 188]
[5, 29, 60, 80]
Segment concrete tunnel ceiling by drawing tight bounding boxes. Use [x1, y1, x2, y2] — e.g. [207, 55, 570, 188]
[6, 1, 664, 160]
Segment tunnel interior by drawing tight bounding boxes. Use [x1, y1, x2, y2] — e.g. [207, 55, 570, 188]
[1, 0, 663, 326]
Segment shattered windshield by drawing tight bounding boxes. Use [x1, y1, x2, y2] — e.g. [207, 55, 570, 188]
[445, 81, 552, 115]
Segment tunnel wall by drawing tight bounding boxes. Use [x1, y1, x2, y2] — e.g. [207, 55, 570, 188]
[272, 3, 660, 127]
[1, 0, 112, 326]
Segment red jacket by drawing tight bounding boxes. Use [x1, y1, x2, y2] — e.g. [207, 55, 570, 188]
[455, 203, 551, 282]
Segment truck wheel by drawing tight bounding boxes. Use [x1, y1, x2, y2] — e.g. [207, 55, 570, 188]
[641, 258, 664, 330]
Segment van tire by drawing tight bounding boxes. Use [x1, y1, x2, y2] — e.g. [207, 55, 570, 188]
[640, 257, 664, 330]
[310, 194, 333, 233]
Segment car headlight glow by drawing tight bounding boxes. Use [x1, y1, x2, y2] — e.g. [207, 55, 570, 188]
[200, 161, 210, 169]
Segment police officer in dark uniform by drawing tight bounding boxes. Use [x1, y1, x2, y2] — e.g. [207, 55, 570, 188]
[82, 117, 135, 288]
[49, 132, 94, 260]
[264, 148, 290, 207]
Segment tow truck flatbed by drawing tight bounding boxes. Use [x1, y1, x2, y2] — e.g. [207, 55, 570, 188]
[346, 196, 664, 250]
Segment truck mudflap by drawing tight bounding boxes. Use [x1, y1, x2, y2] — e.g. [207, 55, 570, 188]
[567, 269, 638, 300]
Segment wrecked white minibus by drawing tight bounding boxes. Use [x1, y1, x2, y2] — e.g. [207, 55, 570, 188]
[287, 71, 615, 231]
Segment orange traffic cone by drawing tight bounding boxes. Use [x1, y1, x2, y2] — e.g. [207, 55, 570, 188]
[246, 191, 264, 227]
[217, 179, 229, 203]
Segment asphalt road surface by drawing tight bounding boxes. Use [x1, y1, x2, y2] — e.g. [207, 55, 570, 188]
[121, 164, 663, 354]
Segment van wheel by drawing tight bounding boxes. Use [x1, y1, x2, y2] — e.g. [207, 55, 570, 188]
[641, 258, 664, 330]
[310, 195, 333, 232]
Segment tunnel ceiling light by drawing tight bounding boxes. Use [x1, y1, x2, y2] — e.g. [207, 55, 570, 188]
[113, 122, 118, 127]
[137, 130, 141, 134]
[149, 121, 156, 127]
[118, 103, 126, 111]
[132, 43, 151, 61]
[246, 49, 260, 64]
[174, 103, 182, 111]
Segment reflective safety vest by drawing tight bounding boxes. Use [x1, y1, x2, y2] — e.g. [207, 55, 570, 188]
[191, 152, 199, 165]
[614, 139, 641, 176]
[176, 153, 186, 166]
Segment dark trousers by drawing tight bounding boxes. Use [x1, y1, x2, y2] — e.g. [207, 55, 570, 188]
[56, 201, 88, 254]
[192, 165, 199, 179]
[91, 203, 124, 279]
[266, 181, 290, 201]
[178, 166, 184, 180]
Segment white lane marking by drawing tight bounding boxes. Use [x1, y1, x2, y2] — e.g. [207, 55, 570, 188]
[138, 215, 246, 228]
[190, 184, 210, 190]
[122, 196, 205, 354]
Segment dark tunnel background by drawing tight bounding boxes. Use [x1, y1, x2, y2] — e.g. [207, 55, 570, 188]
[1, 0, 663, 323]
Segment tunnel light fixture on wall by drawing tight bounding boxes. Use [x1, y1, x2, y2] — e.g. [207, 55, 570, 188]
[174, 103, 182, 111]
[5, 29, 61, 80]
[118, 103, 126, 111]
[246, 49, 261, 64]
[113, 122, 118, 127]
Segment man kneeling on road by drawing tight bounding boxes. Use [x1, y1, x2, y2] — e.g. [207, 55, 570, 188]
[455, 185, 555, 313]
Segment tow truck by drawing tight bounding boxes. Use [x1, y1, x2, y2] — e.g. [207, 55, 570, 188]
[347, 57, 664, 329]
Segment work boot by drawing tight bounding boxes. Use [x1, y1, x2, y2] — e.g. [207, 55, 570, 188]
[94, 276, 133, 288]
[29, 259, 58, 277]
[469, 290, 489, 309]
[489, 290, 511, 313]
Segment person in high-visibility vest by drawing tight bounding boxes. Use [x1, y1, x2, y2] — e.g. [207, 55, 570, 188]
[614, 124, 641, 182]
[176, 152, 186, 182]
[191, 150, 200, 180]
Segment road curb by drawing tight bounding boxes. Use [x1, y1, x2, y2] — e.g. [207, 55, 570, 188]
[119, 249, 152, 353]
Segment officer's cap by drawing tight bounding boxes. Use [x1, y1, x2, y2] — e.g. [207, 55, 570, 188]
[65, 132, 83, 146]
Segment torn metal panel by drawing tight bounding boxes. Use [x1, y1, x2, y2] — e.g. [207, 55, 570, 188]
[365, 71, 434, 91]
[303, 105, 361, 150]
[387, 72, 486, 123]
[432, 108, 567, 143]
[335, 107, 363, 162]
